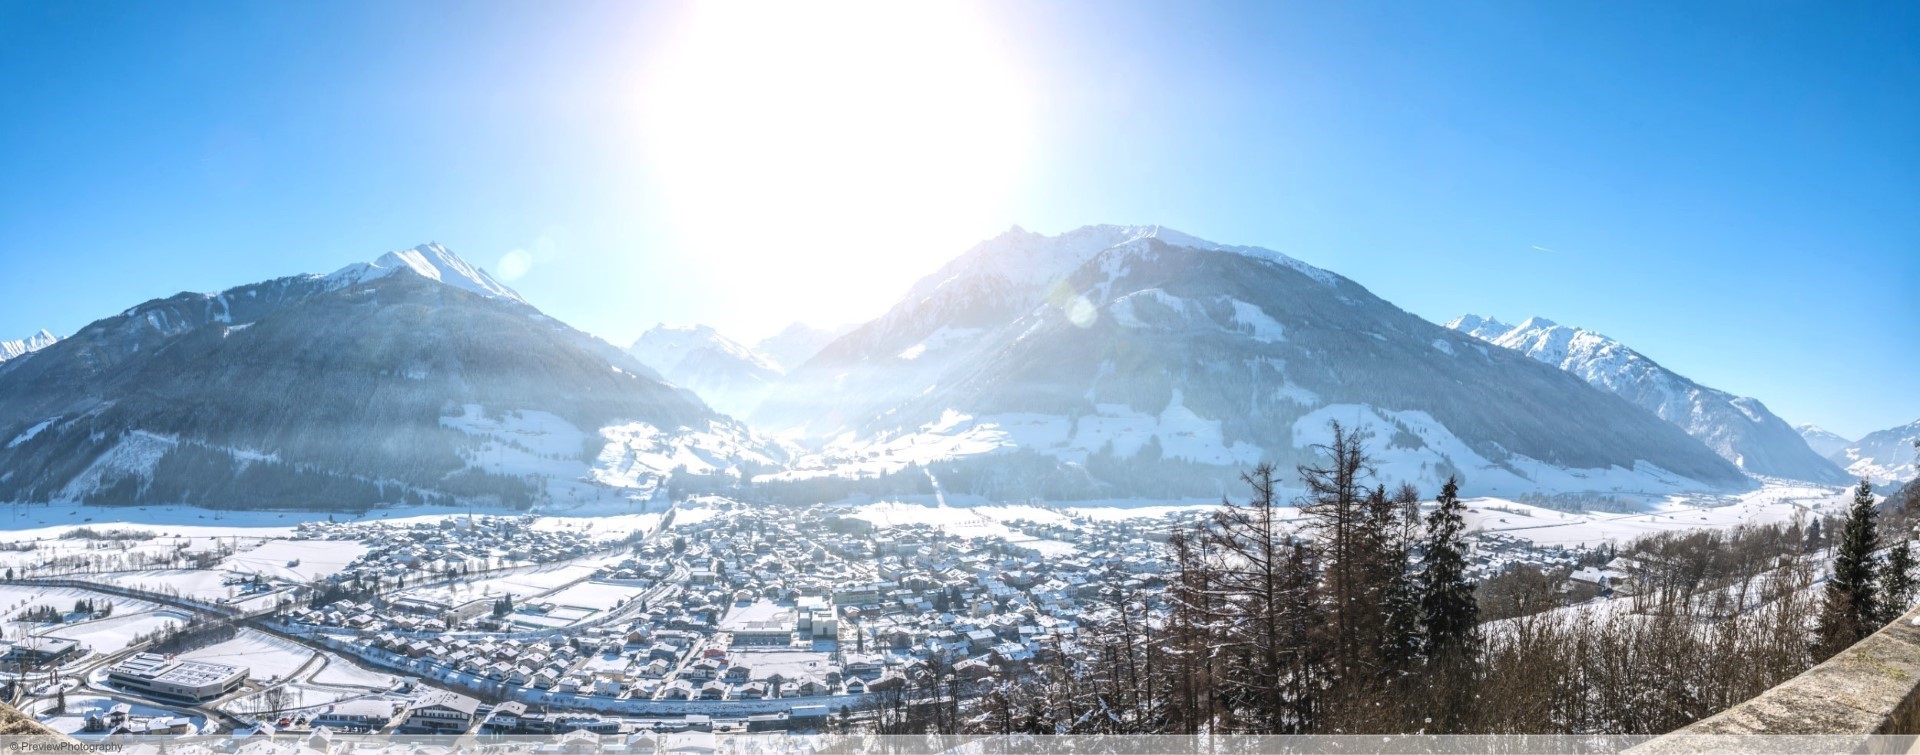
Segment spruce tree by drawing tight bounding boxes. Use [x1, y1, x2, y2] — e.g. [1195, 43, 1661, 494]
[1419, 477, 1479, 654]
[1882, 540, 1915, 624]
[1370, 485, 1424, 678]
[1416, 476, 1479, 733]
[1819, 481, 1882, 655]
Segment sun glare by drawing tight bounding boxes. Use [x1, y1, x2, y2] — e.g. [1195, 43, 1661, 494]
[639, 0, 1033, 333]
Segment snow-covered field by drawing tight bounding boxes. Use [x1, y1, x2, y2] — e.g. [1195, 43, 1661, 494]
[763, 399, 1264, 484]
[220, 539, 369, 581]
[0, 584, 163, 622]
[94, 569, 254, 603]
[846, 502, 1084, 555]
[41, 609, 188, 654]
[308, 652, 400, 689]
[396, 562, 599, 606]
[182, 629, 316, 682]
[224, 682, 366, 716]
[531, 513, 663, 539]
[1460, 482, 1853, 548]
[542, 580, 651, 611]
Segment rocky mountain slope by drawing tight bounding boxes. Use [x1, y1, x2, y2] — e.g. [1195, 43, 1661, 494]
[1446, 316, 1850, 485]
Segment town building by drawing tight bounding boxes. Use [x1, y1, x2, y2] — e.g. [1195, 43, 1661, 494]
[106, 653, 248, 703]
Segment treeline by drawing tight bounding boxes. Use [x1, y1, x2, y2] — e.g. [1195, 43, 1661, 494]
[135, 619, 238, 655]
[915, 425, 1916, 736]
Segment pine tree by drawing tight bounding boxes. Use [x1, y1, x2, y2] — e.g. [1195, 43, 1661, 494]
[1370, 485, 1424, 681]
[1416, 476, 1480, 733]
[1882, 539, 1915, 623]
[1419, 477, 1480, 653]
[1296, 422, 1373, 686]
[1819, 481, 1882, 656]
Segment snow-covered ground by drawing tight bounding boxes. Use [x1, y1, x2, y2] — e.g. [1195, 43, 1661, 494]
[845, 501, 1086, 555]
[0, 585, 165, 641]
[41, 609, 188, 654]
[395, 562, 600, 606]
[224, 682, 367, 716]
[308, 652, 400, 689]
[542, 580, 651, 611]
[31, 694, 205, 737]
[181, 629, 316, 682]
[94, 569, 255, 603]
[219, 539, 369, 581]
[1460, 482, 1853, 549]
[439, 403, 780, 509]
[762, 398, 1264, 483]
[530, 512, 663, 539]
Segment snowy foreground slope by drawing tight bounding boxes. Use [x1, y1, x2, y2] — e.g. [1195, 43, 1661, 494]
[0, 244, 781, 509]
[1447, 315, 1849, 485]
[757, 225, 1751, 499]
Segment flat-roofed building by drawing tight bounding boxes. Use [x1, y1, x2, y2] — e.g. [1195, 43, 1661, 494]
[311, 699, 403, 733]
[1, 637, 80, 666]
[720, 600, 795, 646]
[107, 653, 247, 703]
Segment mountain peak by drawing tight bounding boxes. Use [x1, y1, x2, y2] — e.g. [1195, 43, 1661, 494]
[0, 328, 59, 363]
[328, 243, 527, 305]
[1444, 314, 1514, 341]
[1514, 315, 1561, 331]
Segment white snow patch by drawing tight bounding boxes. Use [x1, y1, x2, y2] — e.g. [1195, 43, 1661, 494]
[1293, 404, 1712, 497]
[7, 417, 57, 449]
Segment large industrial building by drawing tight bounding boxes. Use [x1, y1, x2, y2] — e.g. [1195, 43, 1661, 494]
[106, 653, 248, 703]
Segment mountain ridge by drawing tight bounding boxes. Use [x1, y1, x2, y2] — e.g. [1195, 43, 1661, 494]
[1444, 314, 1850, 485]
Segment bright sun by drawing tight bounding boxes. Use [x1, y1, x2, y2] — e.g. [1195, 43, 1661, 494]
[639, 0, 1033, 333]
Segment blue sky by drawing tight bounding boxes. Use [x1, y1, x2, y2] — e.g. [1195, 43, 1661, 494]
[1, 0, 1915, 438]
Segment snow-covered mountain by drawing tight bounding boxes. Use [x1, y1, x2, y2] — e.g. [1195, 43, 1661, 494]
[1831, 420, 1920, 486]
[754, 322, 852, 372]
[756, 225, 1751, 499]
[0, 245, 777, 509]
[328, 242, 527, 304]
[1796, 424, 1854, 459]
[0, 329, 57, 364]
[628, 324, 784, 418]
[1445, 315, 1848, 485]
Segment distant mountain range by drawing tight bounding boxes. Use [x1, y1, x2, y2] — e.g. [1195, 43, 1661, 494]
[0, 244, 776, 509]
[1445, 315, 1851, 485]
[753, 323, 851, 373]
[1828, 420, 1920, 486]
[623, 321, 854, 419]
[0, 330, 57, 364]
[628, 324, 784, 419]
[1, 227, 1900, 510]
[1796, 424, 1855, 459]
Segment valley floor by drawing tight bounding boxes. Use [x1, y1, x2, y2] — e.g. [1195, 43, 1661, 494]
[0, 480, 1861, 741]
